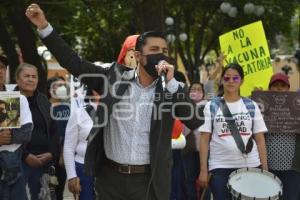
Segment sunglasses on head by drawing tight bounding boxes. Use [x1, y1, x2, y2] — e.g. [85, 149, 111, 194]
[223, 76, 241, 82]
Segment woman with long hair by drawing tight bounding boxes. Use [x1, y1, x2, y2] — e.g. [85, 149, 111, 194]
[198, 63, 268, 199]
[63, 88, 99, 200]
[182, 82, 208, 200]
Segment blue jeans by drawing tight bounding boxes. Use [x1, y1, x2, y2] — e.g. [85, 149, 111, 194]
[271, 170, 300, 200]
[0, 170, 28, 200]
[210, 168, 236, 200]
[171, 150, 186, 200]
[23, 163, 44, 200]
[75, 162, 95, 200]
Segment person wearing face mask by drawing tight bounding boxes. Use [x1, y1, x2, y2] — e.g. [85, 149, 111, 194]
[25, 4, 204, 200]
[64, 88, 100, 200]
[46, 76, 70, 200]
[182, 82, 210, 200]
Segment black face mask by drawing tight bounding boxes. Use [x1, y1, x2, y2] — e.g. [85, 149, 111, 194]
[0, 112, 8, 123]
[143, 53, 170, 78]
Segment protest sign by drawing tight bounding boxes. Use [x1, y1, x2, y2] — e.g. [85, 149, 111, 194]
[252, 91, 300, 134]
[219, 21, 273, 96]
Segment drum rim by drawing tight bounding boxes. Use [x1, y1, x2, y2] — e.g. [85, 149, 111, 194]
[227, 167, 283, 200]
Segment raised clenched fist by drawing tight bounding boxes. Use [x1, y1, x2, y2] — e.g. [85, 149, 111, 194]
[25, 3, 48, 30]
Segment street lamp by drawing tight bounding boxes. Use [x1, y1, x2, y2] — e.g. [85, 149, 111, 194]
[164, 17, 188, 43]
[243, 2, 255, 15]
[179, 33, 188, 42]
[164, 16, 188, 67]
[165, 17, 174, 26]
[220, 2, 265, 17]
[166, 34, 176, 43]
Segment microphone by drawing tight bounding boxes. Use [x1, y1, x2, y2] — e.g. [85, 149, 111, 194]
[158, 60, 167, 91]
[161, 71, 167, 91]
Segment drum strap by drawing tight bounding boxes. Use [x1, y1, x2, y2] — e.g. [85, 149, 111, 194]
[219, 98, 253, 154]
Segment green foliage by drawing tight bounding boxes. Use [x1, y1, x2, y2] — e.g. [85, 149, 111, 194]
[1, 0, 299, 82]
[35, 0, 137, 62]
[163, 0, 299, 81]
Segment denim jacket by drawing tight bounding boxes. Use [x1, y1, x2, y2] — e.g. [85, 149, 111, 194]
[0, 148, 22, 185]
[0, 123, 33, 185]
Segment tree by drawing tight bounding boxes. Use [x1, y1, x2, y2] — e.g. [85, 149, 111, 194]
[1, 0, 299, 84]
[0, 0, 46, 91]
[0, 17, 19, 82]
[164, 0, 300, 82]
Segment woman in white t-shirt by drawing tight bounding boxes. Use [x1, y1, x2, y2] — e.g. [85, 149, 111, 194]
[198, 63, 268, 200]
[64, 89, 100, 200]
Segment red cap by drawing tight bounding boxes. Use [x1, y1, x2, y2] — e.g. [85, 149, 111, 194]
[268, 73, 290, 88]
[117, 35, 139, 65]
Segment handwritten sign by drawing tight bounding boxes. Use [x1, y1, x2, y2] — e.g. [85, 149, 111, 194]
[252, 91, 300, 134]
[219, 21, 273, 96]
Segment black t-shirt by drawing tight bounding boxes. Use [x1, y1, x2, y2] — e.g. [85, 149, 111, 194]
[26, 95, 48, 154]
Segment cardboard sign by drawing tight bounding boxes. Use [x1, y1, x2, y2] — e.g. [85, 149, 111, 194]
[219, 21, 273, 96]
[0, 91, 20, 129]
[252, 91, 300, 134]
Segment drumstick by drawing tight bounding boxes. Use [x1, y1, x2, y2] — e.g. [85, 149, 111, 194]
[200, 173, 211, 200]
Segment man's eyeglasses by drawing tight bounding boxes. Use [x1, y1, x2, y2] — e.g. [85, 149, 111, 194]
[223, 76, 241, 82]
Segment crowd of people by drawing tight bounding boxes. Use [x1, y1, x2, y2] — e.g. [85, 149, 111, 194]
[0, 3, 299, 200]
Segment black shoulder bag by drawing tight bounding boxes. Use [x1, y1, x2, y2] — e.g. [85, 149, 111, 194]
[219, 98, 253, 154]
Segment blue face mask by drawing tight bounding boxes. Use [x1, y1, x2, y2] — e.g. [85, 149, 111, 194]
[143, 53, 169, 78]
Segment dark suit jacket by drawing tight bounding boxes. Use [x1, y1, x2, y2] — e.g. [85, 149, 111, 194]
[42, 30, 203, 200]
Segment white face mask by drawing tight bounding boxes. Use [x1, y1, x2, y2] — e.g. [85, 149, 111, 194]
[55, 85, 68, 99]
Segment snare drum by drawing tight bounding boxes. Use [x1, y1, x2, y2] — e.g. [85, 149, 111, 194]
[228, 168, 282, 200]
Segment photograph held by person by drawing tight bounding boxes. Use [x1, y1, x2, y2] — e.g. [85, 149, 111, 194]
[64, 88, 99, 200]
[47, 76, 70, 200]
[265, 73, 300, 200]
[15, 63, 59, 200]
[198, 63, 268, 200]
[0, 57, 33, 200]
[25, 4, 204, 200]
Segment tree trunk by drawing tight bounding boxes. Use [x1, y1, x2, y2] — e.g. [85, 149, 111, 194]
[136, 0, 164, 31]
[0, 17, 19, 83]
[8, 0, 47, 92]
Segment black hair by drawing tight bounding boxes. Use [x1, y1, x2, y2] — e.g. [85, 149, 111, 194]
[46, 76, 65, 99]
[135, 31, 167, 52]
[174, 70, 187, 84]
[221, 63, 244, 80]
[84, 87, 97, 103]
[217, 84, 224, 97]
[0, 55, 8, 68]
[189, 82, 205, 97]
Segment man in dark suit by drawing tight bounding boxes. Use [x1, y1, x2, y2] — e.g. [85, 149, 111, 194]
[25, 4, 203, 200]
